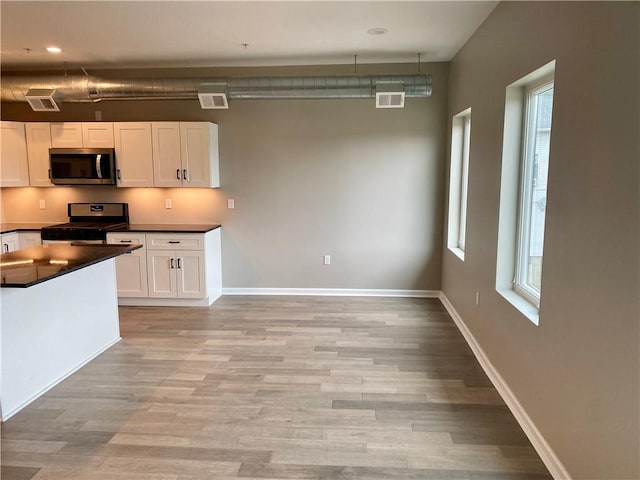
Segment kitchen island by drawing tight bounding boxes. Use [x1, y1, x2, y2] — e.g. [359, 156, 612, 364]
[1, 243, 141, 420]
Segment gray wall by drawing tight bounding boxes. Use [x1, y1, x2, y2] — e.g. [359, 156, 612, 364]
[1, 62, 448, 291]
[442, 2, 639, 478]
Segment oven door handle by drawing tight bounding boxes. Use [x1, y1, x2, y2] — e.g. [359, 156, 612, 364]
[95, 154, 103, 179]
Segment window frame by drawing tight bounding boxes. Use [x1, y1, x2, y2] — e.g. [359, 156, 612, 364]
[514, 77, 554, 308]
[447, 108, 472, 260]
[495, 59, 556, 326]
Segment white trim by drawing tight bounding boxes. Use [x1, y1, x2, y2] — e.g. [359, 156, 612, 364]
[222, 288, 439, 298]
[118, 296, 218, 307]
[1, 337, 121, 422]
[438, 292, 570, 480]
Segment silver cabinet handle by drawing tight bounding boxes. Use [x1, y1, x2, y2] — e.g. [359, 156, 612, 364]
[170, 258, 175, 269]
[183, 169, 188, 181]
[3, 243, 8, 253]
[176, 169, 181, 180]
[116, 169, 122, 180]
[119, 240, 132, 243]
[177, 258, 181, 269]
[168, 240, 180, 244]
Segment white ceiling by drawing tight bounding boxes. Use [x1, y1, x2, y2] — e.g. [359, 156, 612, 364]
[1, 1, 498, 70]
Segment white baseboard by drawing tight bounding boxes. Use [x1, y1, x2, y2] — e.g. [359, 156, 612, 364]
[118, 296, 218, 307]
[0, 337, 121, 422]
[221, 287, 439, 298]
[438, 292, 571, 480]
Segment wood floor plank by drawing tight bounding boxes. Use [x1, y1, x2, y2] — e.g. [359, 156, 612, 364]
[1, 296, 551, 479]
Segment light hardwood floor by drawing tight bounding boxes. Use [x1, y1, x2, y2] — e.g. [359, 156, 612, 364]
[1, 296, 552, 479]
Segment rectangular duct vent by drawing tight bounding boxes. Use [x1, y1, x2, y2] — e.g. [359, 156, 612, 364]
[375, 92, 405, 109]
[198, 92, 229, 109]
[25, 89, 60, 112]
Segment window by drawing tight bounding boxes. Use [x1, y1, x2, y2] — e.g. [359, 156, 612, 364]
[447, 108, 471, 260]
[496, 60, 555, 324]
[515, 81, 553, 307]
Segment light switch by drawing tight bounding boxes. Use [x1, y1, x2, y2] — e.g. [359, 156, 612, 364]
[39, 199, 46, 210]
[165, 198, 172, 209]
[227, 199, 235, 209]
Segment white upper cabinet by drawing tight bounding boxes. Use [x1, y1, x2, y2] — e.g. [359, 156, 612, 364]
[51, 122, 114, 148]
[16, 121, 218, 188]
[50, 122, 82, 147]
[152, 122, 219, 188]
[114, 123, 154, 188]
[25, 122, 53, 187]
[1, 121, 30, 187]
[81, 123, 114, 147]
[180, 122, 219, 188]
[152, 122, 182, 187]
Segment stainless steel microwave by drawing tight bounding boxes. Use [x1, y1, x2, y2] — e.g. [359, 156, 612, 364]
[49, 148, 117, 185]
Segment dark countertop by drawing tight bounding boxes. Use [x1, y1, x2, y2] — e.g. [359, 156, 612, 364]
[125, 224, 221, 233]
[1, 223, 221, 234]
[1, 223, 59, 234]
[1, 243, 142, 288]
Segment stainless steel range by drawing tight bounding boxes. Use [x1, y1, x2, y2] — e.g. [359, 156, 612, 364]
[41, 203, 129, 242]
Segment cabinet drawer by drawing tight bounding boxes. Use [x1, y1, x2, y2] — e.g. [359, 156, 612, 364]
[146, 233, 203, 251]
[107, 232, 146, 250]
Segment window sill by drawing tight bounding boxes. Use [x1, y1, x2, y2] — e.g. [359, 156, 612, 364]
[448, 247, 465, 262]
[497, 288, 539, 325]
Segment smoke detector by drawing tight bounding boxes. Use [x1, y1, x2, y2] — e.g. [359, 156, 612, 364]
[375, 83, 405, 109]
[198, 84, 229, 109]
[25, 89, 60, 112]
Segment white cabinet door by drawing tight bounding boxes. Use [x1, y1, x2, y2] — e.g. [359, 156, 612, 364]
[82, 123, 114, 147]
[18, 232, 42, 249]
[180, 122, 219, 188]
[114, 123, 154, 187]
[1, 233, 20, 253]
[107, 233, 148, 297]
[50, 122, 83, 147]
[147, 251, 177, 298]
[152, 122, 182, 187]
[176, 250, 205, 298]
[114, 251, 148, 297]
[25, 122, 53, 187]
[1, 121, 30, 187]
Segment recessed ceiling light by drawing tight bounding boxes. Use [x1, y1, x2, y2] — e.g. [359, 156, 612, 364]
[367, 28, 388, 35]
[46, 46, 62, 53]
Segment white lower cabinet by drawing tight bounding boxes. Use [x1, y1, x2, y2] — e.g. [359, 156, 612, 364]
[19, 232, 42, 249]
[106, 233, 148, 298]
[147, 250, 205, 299]
[1, 231, 43, 253]
[109, 229, 221, 307]
[1, 233, 20, 253]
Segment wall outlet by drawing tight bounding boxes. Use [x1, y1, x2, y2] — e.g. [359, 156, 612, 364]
[227, 199, 235, 209]
[95, 110, 102, 121]
[39, 199, 46, 210]
[323, 255, 331, 265]
[165, 198, 172, 209]
[475, 291, 480, 307]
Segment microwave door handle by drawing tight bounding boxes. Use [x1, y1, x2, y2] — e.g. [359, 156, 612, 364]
[95, 154, 103, 179]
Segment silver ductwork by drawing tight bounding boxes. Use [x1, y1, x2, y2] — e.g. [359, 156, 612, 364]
[0, 74, 432, 103]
